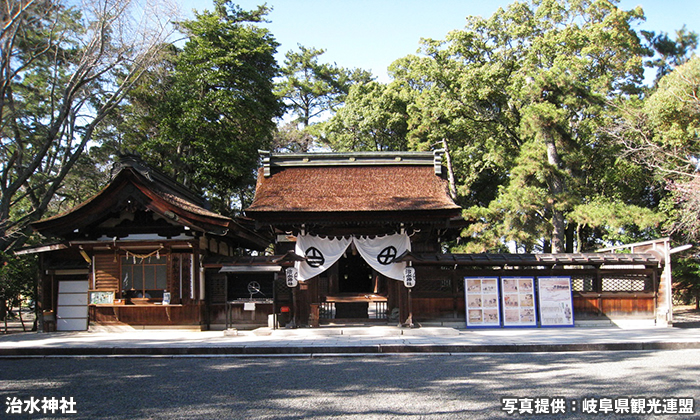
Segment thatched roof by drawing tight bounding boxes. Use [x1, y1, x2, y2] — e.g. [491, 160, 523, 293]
[247, 165, 460, 213]
[245, 151, 462, 229]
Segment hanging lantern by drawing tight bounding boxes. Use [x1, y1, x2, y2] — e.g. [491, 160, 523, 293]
[403, 266, 416, 288]
[285, 267, 298, 288]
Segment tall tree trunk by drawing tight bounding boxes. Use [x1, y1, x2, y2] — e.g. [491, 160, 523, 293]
[543, 130, 566, 253]
[542, 239, 551, 254]
[565, 222, 575, 253]
[441, 139, 458, 201]
[17, 299, 25, 332]
[1, 300, 6, 334]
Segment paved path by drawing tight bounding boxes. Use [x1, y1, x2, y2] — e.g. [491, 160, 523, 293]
[2, 324, 700, 356]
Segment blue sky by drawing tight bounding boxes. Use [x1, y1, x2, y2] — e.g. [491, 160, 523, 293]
[179, 1, 700, 82]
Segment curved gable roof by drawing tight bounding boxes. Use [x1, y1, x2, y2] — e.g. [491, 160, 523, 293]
[32, 155, 268, 249]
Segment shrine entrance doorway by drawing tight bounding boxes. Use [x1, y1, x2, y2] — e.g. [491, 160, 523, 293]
[338, 252, 373, 293]
[321, 251, 388, 320]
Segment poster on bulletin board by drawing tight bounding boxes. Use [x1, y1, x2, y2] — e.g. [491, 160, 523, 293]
[500, 277, 537, 327]
[464, 277, 501, 328]
[537, 276, 574, 327]
[89, 291, 114, 305]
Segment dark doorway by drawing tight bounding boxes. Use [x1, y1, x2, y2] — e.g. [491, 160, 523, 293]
[226, 273, 273, 301]
[338, 252, 373, 293]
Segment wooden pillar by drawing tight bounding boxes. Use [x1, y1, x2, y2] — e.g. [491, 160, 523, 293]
[398, 281, 409, 325]
[595, 270, 602, 317]
[452, 270, 460, 319]
[297, 280, 311, 326]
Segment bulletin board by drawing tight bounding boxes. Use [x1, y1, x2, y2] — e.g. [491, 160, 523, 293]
[537, 276, 574, 327]
[464, 277, 501, 328]
[500, 277, 536, 327]
[89, 291, 115, 305]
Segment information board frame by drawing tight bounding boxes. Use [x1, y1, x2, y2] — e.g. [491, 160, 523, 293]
[500, 276, 537, 328]
[89, 290, 114, 305]
[537, 276, 575, 327]
[464, 276, 501, 328]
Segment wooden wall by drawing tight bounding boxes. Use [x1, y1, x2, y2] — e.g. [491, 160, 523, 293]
[573, 293, 655, 318]
[407, 268, 658, 321]
[90, 304, 201, 325]
[208, 303, 274, 326]
[94, 254, 119, 291]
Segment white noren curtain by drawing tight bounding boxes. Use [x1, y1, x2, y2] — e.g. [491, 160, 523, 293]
[295, 235, 352, 281]
[353, 234, 410, 280]
[294, 234, 410, 281]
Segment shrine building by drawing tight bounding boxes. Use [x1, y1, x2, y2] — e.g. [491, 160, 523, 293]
[21, 154, 269, 330]
[240, 151, 671, 329]
[21, 151, 674, 331]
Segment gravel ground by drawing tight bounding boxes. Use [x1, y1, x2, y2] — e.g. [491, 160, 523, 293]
[1, 350, 699, 419]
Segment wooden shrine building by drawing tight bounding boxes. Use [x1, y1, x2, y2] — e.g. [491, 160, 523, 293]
[21, 150, 674, 331]
[23, 154, 270, 331]
[244, 150, 464, 326]
[243, 151, 672, 328]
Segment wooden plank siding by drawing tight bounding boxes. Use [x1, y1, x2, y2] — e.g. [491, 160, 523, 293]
[412, 297, 459, 318]
[573, 295, 602, 316]
[208, 303, 274, 325]
[93, 254, 120, 291]
[88, 251, 201, 326]
[601, 295, 655, 317]
[405, 269, 658, 320]
[90, 304, 201, 325]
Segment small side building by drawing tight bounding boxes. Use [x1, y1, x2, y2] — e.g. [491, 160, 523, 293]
[22, 154, 269, 331]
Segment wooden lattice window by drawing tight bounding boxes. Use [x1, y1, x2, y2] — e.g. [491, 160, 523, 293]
[601, 275, 650, 292]
[122, 256, 167, 299]
[571, 276, 596, 292]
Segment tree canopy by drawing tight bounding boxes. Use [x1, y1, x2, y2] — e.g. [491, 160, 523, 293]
[0, 0, 177, 252]
[274, 45, 373, 153]
[323, 0, 680, 253]
[610, 56, 700, 241]
[115, 0, 284, 215]
[3, 0, 699, 258]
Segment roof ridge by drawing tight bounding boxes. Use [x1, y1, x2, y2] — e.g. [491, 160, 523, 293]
[112, 153, 208, 209]
[260, 150, 446, 177]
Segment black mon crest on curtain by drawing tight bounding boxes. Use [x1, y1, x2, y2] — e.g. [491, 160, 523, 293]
[294, 234, 410, 281]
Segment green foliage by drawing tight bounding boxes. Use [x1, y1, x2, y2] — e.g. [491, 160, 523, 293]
[672, 254, 700, 308]
[278, 45, 347, 126]
[119, 1, 284, 215]
[319, 0, 677, 253]
[644, 56, 700, 154]
[7, 0, 696, 257]
[275, 45, 373, 151]
[321, 81, 410, 151]
[0, 1, 83, 251]
[0, 252, 38, 321]
[404, 0, 658, 252]
[272, 122, 316, 153]
[642, 26, 699, 84]
[612, 57, 700, 242]
[0, 0, 176, 252]
[569, 198, 661, 235]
